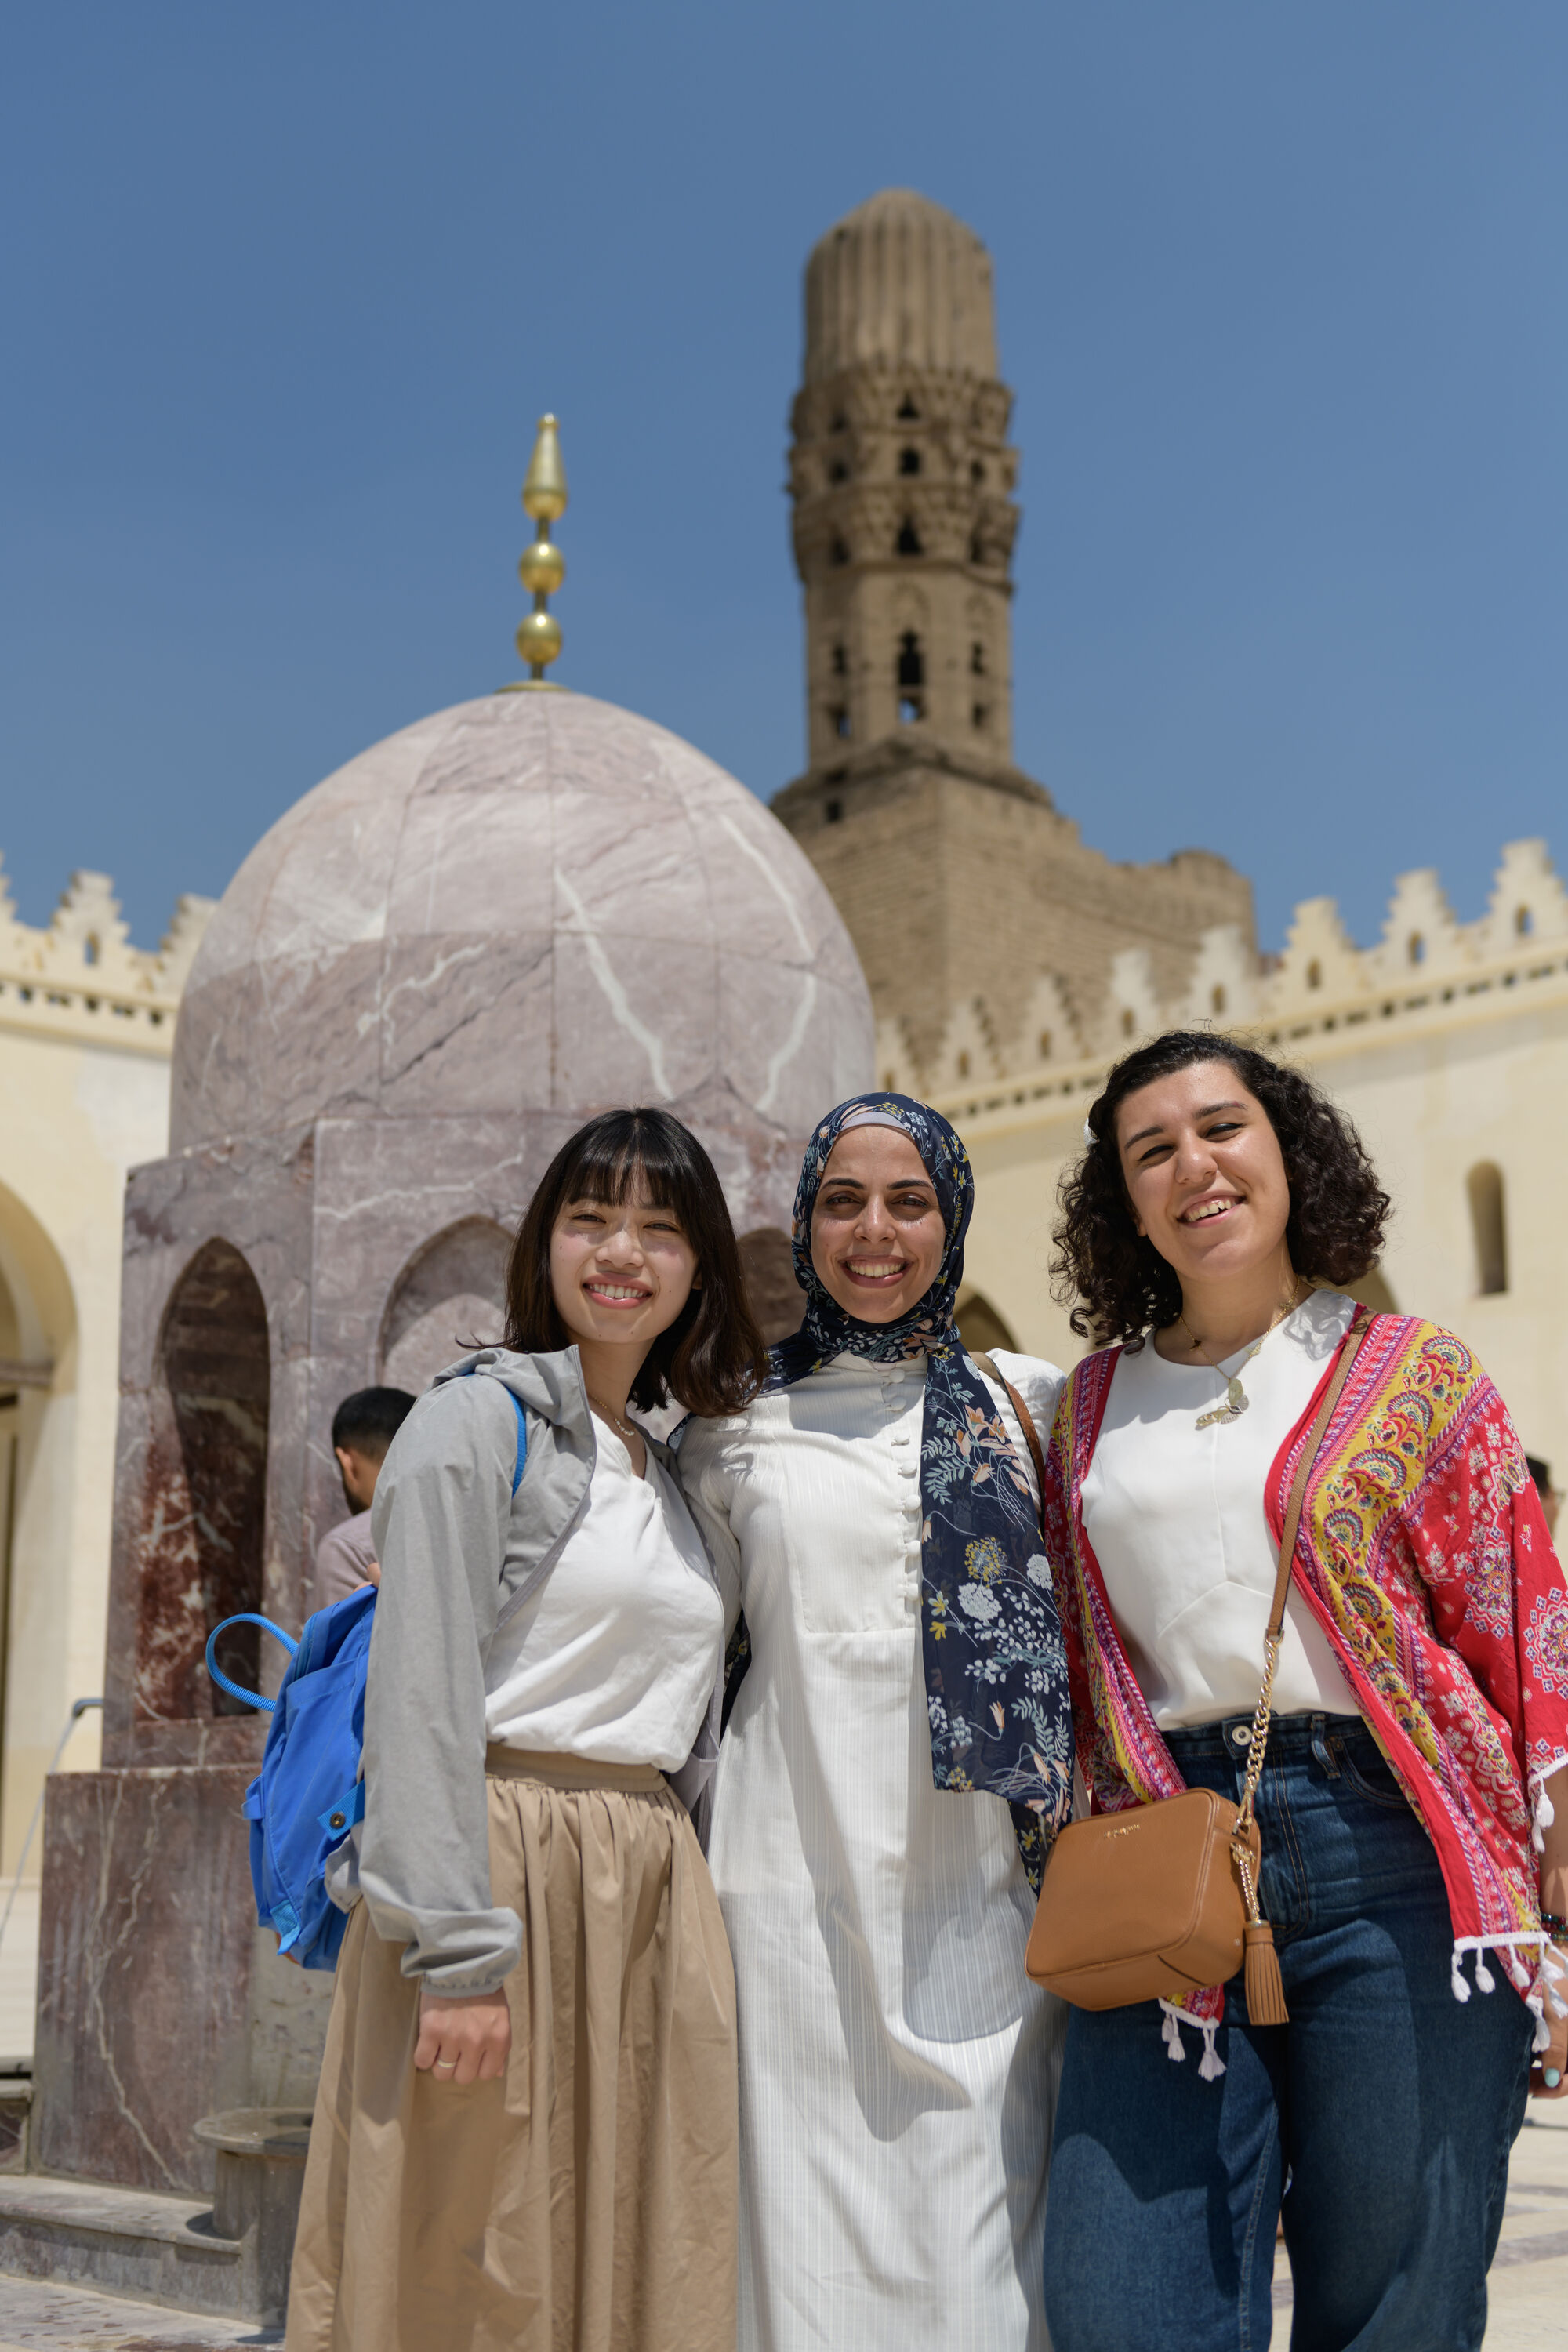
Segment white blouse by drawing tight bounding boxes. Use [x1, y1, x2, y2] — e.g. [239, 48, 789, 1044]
[1080, 1289, 1361, 1730]
[484, 1429, 724, 1769]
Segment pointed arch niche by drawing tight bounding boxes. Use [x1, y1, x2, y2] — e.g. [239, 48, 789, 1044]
[956, 1290, 1018, 1356]
[1466, 1163, 1508, 1297]
[737, 1227, 802, 1346]
[379, 1218, 512, 1395]
[137, 1240, 270, 1722]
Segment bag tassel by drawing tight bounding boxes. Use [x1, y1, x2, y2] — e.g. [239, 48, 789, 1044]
[1243, 1922, 1290, 2026]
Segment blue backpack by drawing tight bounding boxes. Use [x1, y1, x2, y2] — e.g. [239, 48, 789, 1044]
[208, 1386, 527, 1970]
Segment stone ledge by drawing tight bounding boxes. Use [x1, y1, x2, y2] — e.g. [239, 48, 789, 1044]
[0, 2175, 241, 2318]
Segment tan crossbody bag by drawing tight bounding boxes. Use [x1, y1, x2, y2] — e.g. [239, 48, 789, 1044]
[978, 1308, 1370, 2022]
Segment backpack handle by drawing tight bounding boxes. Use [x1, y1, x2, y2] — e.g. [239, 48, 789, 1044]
[205, 1613, 300, 1712]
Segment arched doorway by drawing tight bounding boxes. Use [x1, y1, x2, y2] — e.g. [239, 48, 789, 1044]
[137, 1241, 270, 1722]
[0, 1179, 79, 1871]
[379, 1218, 512, 1394]
[0, 1260, 25, 1833]
[737, 1227, 803, 1345]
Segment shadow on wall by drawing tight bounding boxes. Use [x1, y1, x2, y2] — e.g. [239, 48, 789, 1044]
[379, 1218, 512, 1394]
[1344, 1269, 1399, 1316]
[136, 1240, 269, 1722]
[955, 1290, 1018, 1356]
[738, 1228, 804, 1346]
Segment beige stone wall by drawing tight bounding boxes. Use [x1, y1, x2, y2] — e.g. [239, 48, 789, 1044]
[777, 751, 1254, 1069]
[0, 865, 209, 1875]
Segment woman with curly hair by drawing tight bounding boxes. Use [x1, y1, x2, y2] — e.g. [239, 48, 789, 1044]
[1039, 1031, 1568, 2352]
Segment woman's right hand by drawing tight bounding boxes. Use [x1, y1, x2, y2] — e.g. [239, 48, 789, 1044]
[1530, 1943, 1568, 2098]
[415, 1986, 512, 2085]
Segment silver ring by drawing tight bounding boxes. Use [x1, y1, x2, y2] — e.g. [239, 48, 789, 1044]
[434, 2059, 458, 2072]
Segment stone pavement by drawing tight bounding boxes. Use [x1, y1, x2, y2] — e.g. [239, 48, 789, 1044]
[1475, 2110, 1568, 2351]
[1266, 2106, 1568, 2348]
[0, 2273, 274, 2347]
[0, 2111, 1555, 2346]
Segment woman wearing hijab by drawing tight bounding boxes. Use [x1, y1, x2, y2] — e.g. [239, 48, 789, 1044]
[679, 1094, 1073, 2352]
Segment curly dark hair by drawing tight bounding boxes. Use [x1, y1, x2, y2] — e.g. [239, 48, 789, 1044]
[1051, 1031, 1390, 1347]
[504, 1108, 768, 1416]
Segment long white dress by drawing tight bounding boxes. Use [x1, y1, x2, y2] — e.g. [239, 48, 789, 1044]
[680, 1348, 1068, 2352]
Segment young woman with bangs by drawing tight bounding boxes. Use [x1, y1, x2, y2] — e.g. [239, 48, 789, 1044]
[286, 1108, 766, 2352]
[1038, 1032, 1568, 2352]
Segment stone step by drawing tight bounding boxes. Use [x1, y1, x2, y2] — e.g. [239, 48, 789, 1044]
[0, 2173, 242, 2321]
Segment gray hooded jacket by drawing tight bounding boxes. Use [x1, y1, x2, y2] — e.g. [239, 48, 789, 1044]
[355, 1346, 721, 1996]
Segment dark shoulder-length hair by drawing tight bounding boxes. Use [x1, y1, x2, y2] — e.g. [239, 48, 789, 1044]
[503, 1108, 768, 1417]
[1051, 1030, 1390, 1348]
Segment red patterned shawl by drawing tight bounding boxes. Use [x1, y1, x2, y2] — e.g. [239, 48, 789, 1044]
[1043, 1313, 1568, 2041]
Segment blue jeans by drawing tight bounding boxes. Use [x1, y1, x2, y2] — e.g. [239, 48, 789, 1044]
[1042, 1713, 1534, 2352]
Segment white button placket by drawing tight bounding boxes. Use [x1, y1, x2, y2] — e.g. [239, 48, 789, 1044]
[884, 1374, 921, 1609]
[887, 1383, 923, 1611]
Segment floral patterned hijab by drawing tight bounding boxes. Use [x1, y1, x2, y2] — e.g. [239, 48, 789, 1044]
[768, 1093, 1073, 1881]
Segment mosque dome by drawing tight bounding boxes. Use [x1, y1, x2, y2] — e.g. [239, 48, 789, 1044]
[804, 188, 998, 383]
[170, 688, 874, 1168]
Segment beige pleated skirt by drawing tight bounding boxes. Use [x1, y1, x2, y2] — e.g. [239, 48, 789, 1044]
[285, 1750, 739, 2352]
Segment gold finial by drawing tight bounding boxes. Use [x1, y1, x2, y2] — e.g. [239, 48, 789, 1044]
[522, 413, 568, 523]
[504, 413, 568, 691]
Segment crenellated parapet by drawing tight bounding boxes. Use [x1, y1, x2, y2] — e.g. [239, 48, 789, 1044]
[0, 858, 214, 1052]
[902, 840, 1568, 1120]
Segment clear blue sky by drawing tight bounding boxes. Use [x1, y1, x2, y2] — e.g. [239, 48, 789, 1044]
[3, 4, 1565, 954]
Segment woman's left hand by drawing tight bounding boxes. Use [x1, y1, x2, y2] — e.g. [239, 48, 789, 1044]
[1530, 1944, 1568, 2098]
[415, 1986, 512, 2085]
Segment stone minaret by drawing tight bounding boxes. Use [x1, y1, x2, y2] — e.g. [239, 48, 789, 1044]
[789, 187, 1019, 766]
[775, 189, 1255, 1076]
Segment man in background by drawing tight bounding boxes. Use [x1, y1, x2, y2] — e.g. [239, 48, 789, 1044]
[314, 1386, 416, 1609]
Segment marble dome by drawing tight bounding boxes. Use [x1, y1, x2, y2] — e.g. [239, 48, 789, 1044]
[171, 688, 874, 1174]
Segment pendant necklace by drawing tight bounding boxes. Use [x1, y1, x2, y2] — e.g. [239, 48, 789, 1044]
[587, 1392, 640, 1449]
[1178, 1287, 1305, 1431]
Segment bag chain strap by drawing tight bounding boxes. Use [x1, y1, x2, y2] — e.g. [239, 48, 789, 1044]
[971, 1321, 1371, 1937]
[1228, 1306, 1373, 1921]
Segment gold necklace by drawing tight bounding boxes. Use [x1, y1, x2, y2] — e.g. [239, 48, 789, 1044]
[1178, 1287, 1305, 1431]
[587, 1392, 641, 1448]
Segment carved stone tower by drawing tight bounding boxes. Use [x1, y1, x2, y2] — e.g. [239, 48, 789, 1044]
[775, 190, 1256, 1079]
[791, 187, 1019, 767]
